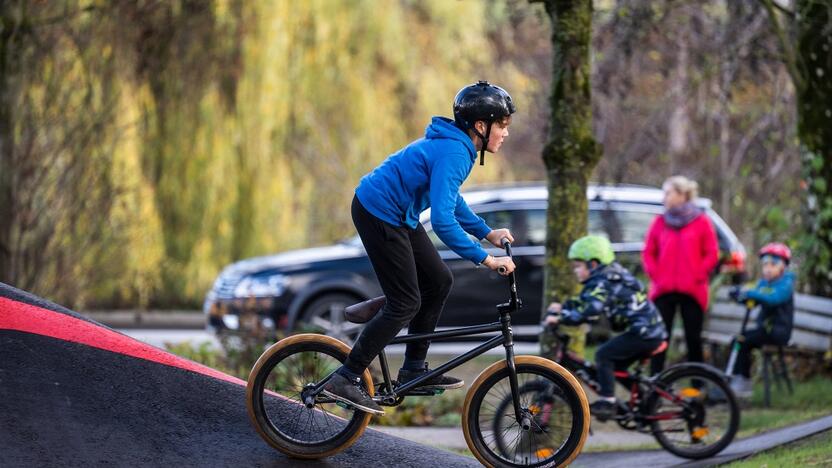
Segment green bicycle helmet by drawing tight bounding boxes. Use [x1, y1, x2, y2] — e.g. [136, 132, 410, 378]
[568, 235, 615, 265]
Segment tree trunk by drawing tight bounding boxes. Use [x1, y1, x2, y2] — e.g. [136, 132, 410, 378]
[538, 0, 602, 306]
[795, 0, 832, 296]
[668, 14, 690, 175]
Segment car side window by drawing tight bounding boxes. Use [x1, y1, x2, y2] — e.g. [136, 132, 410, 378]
[426, 210, 513, 250]
[526, 210, 546, 246]
[595, 203, 621, 242]
[477, 210, 513, 247]
[525, 209, 609, 246]
[615, 209, 659, 243]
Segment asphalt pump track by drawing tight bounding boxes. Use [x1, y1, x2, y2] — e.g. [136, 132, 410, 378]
[0, 282, 478, 467]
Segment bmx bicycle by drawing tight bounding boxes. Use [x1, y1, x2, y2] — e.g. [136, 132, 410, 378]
[246, 239, 590, 467]
[491, 321, 740, 460]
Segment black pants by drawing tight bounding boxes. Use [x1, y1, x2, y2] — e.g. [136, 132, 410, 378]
[596, 333, 664, 397]
[650, 293, 704, 375]
[736, 328, 782, 378]
[343, 195, 453, 374]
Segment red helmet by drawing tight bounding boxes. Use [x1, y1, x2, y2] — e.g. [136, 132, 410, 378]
[759, 243, 791, 263]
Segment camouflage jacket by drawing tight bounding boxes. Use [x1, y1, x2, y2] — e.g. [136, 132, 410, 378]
[553, 262, 667, 340]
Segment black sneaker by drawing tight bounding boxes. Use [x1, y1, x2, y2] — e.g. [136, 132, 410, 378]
[396, 364, 464, 390]
[321, 372, 384, 415]
[590, 399, 616, 422]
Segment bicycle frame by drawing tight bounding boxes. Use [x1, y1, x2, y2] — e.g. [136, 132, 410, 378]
[306, 239, 529, 423]
[551, 334, 690, 424]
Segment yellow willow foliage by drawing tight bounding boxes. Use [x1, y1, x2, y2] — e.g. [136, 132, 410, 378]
[236, 0, 506, 250]
[105, 81, 166, 308]
[5, 0, 543, 308]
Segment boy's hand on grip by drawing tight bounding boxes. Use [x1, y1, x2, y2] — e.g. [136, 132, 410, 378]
[486, 229, 514, 248]
[483, 255, 515, 276]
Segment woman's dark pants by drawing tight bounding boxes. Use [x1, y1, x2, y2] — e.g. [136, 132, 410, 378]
[650, 292, 704, 375]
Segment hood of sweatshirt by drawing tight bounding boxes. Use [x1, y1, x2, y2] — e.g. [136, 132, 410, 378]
[424, 117, 477, 162]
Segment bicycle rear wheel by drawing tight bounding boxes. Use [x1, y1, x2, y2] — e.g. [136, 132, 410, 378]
[463, 356, 590, 467]
[646, 365, 739, 459]
[246, 333, 374, 458]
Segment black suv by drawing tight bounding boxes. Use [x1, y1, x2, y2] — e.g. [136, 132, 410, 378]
[204, 184, 746, 342]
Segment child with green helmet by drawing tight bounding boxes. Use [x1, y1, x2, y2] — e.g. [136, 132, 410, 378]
[544, 235, 667, 421]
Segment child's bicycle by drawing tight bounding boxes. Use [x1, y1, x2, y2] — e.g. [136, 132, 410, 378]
[246, 240, 591, 467]
[492, 324, 740, 460]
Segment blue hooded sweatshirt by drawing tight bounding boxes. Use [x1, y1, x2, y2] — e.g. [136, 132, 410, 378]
[355, 117, 491, 264]
[742, 270, 795, 343]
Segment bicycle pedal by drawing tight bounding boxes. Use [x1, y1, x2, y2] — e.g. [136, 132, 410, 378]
[335, 401, 354, 410]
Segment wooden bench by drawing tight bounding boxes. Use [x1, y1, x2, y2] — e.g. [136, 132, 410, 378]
[699, 288, 832, 405]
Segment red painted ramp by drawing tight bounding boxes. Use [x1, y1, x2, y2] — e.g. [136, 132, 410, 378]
[0, 282, 478, 467]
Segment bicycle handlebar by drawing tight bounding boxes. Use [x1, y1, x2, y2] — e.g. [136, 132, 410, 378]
[497, 238, 520, 309]
[497, 237, 512, 274]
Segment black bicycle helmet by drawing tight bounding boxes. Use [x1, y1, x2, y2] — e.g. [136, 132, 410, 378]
[453, 80, 516, 165]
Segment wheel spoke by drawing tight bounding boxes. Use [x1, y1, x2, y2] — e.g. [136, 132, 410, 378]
[311, 316, 332, 330]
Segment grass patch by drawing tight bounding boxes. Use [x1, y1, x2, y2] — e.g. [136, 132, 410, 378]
[165, 339, 266, 380]
[738, 376, 832, 437]
[724, 429, 832, 467]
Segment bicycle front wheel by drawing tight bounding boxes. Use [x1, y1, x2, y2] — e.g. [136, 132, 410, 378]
[246, 333, 374, 459]
[463, 356, 590, 467]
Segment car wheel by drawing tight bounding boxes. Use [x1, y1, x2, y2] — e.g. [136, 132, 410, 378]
[299, 293, 364, 346]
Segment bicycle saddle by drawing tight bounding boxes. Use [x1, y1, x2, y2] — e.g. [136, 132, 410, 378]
[650, 340, 668, 356]
[637, 340, 668, 362]
[343, 296, 386, 323]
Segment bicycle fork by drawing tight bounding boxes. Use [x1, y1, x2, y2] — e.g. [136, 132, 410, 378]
[501, 311, 532, 430]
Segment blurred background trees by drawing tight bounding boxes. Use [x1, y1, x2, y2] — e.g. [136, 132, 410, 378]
[0, 0, 824, 309]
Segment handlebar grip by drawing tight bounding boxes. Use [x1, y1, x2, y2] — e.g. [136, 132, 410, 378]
[501, 237, 511, 248]
[497, 266, 507, 274]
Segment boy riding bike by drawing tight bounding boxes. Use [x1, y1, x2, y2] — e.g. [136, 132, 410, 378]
[544, 235, 667, 421]
[322, 81, 517, 415]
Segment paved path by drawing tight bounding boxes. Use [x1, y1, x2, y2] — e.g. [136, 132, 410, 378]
[372, 425, 655, 451]
[573, 414, 832, 467]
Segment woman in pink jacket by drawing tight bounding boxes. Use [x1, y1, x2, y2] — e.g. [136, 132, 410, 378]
[644, 176, 719, 374]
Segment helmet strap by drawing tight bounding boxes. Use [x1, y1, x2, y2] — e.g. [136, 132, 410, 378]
[478, 121, 493, 166]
